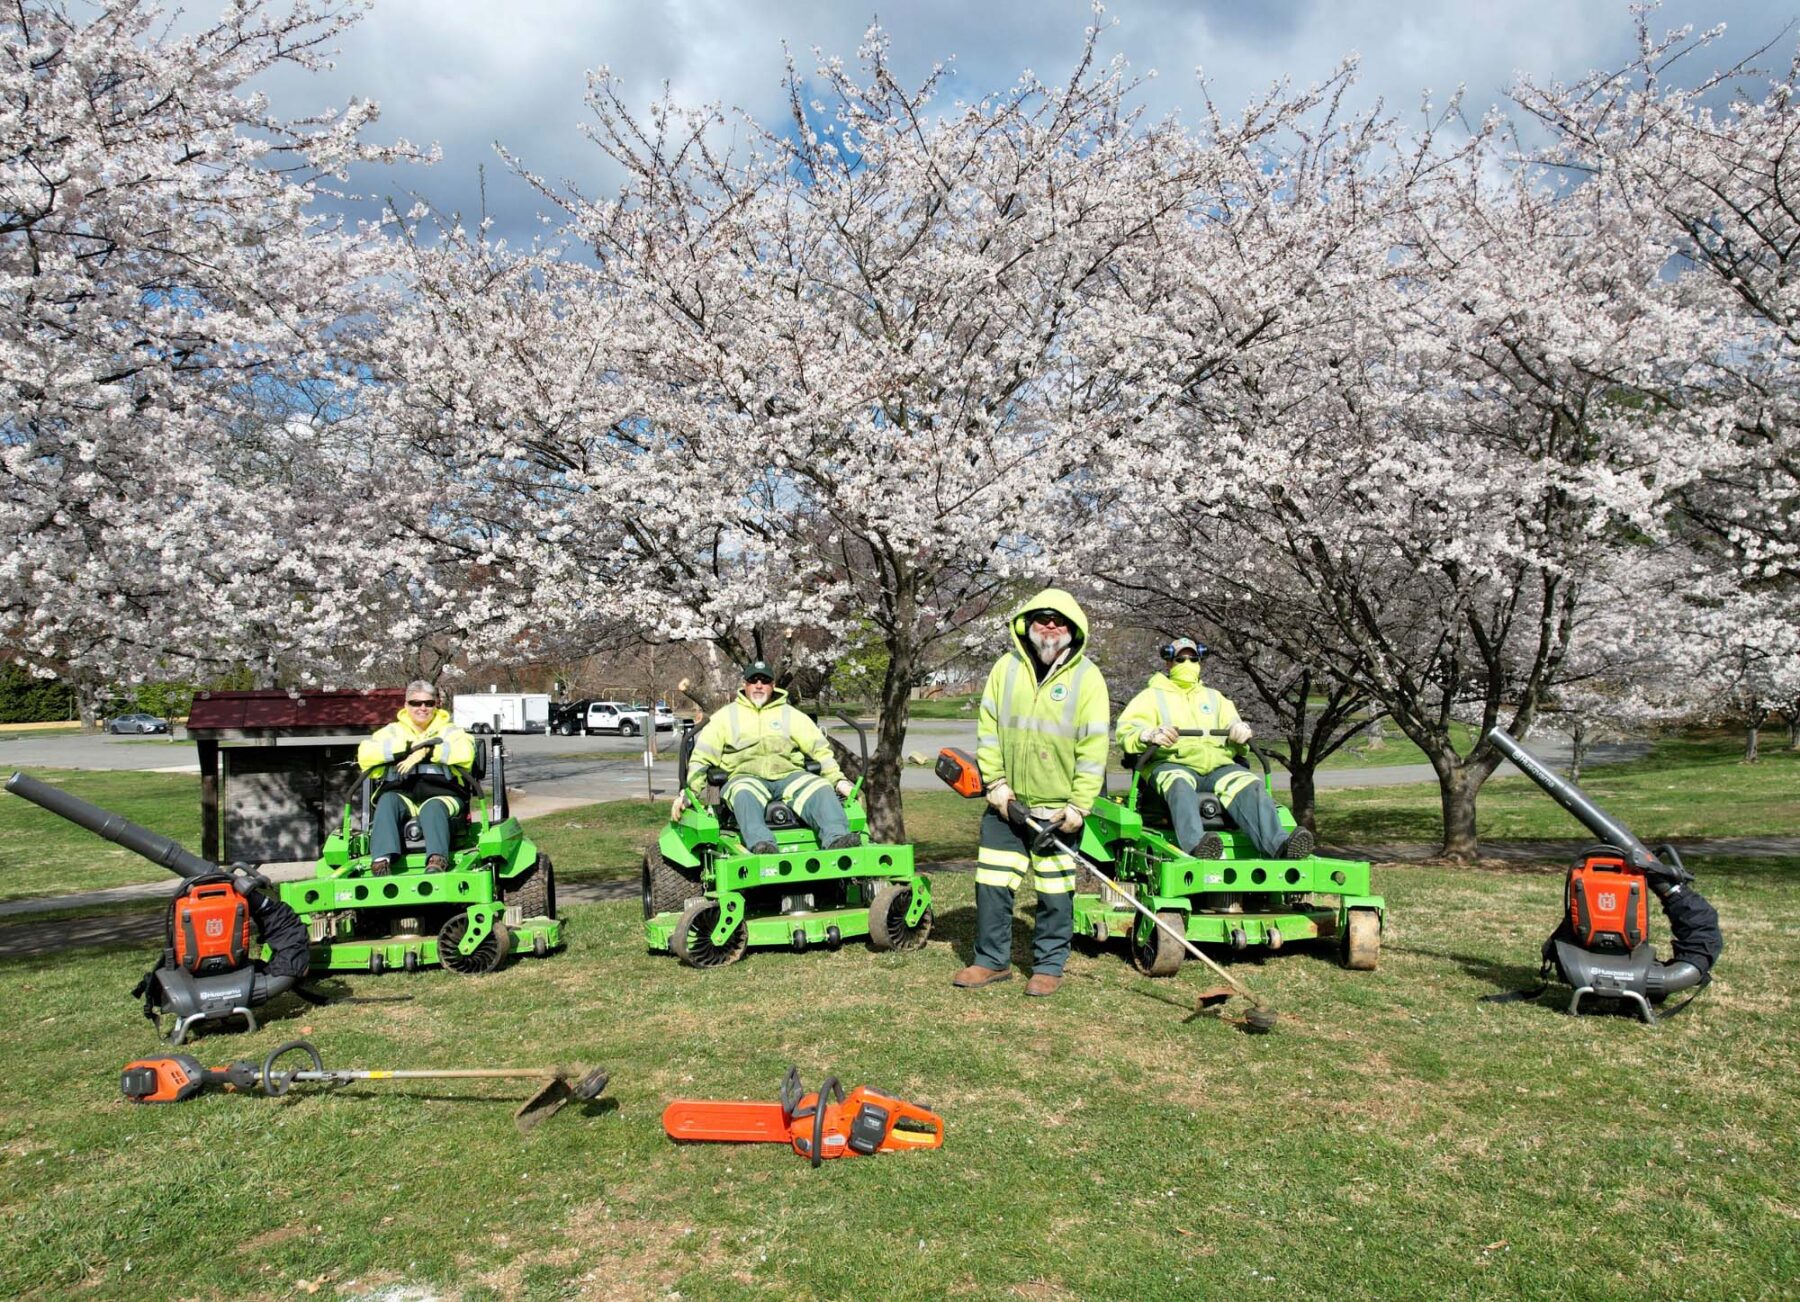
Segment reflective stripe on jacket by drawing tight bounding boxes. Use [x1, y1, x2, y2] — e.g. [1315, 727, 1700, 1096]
[1117, 673, 1242, 774]
[356, 708, 476, 777]
[975, 587, 1110, 811]
[687, 688, 845, 795]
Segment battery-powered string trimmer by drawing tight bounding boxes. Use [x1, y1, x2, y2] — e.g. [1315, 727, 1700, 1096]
[121, 1039, 610, 1132]
[933, 747, 1278, 1032]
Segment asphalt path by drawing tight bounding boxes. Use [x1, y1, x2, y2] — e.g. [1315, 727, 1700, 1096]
[1, 720, 1647, 804]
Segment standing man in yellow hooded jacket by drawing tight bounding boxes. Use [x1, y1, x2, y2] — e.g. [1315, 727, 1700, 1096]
[1117, 638, 1314, 861]
[954, 588, 1109, 997]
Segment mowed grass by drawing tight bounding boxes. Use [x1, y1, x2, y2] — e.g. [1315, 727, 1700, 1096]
[1, 851, 1797, 1300]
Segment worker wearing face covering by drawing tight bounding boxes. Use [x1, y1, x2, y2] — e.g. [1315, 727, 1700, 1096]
[954, 587, 1110, 998]
[1117, 638, 1314, 861]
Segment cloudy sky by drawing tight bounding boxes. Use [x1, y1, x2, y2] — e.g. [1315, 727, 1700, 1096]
[258, 0, 1797, 238]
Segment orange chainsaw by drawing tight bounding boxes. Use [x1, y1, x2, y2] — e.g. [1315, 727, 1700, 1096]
[662, 1066, 944, 1167]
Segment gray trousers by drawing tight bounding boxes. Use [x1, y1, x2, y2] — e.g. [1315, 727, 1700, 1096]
[973, 810, 1076, 975]
[1149, 762, 1289, 858]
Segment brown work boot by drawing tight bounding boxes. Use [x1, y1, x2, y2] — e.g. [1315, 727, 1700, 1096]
[1185, 833, 1226, 860]
[424, 854, 449, 873]
[952, 964, 1012, 989]
[369, 857, 392, 877]
[1025, 973, 1063, 997]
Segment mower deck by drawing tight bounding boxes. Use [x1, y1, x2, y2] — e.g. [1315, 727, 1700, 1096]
[1079, 787, 1384, 969]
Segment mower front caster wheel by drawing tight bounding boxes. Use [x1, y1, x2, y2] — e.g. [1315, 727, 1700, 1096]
[1342, 907, 1380, 971]
[868, 883, 932, 953]
[1130, 910, 1186, 977]
[437, 913, 511, 975]
[672, 899, 747, 969]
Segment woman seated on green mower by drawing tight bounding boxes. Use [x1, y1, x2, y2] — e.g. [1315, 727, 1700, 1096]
[681, 661, 859, 855]
[357, 681, 477, 874]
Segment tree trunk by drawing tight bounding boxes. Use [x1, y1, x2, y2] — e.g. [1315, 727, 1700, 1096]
[1437, 763, 1483, 861]
[1567, 719, 1588, 785]
[1784, 711, 1799, 751]
[1286, 761, 1318, 833]
[76, 682, 105, 734]
[863, 641, 917, 844]
[1744, 723, 1760, 764]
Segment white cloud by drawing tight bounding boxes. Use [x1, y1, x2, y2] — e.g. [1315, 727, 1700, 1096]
[253, 0, 1797, 236]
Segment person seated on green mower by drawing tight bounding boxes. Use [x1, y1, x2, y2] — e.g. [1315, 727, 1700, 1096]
[356, 680, 477, 875]
[681, 661, 858, 855]
[1117, 639, 1313, 861]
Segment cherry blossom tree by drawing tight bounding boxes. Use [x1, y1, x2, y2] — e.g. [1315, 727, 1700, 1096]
[0, 0, 421, 719]
[376, 21, 1378, 839]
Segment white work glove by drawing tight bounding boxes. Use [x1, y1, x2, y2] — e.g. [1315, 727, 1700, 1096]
[670, 791, 689, 820]
[834, 779, 854, 799]
[1056, 805, 1086, 834]
[1141, 724, 1180, 747]
[396, 749, 425, 774]
[985, 781, 1015, 816]
[1228, 721, 1254, 745]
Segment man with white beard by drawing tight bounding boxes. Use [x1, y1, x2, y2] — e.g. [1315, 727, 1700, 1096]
[953, 588, 1110, 997]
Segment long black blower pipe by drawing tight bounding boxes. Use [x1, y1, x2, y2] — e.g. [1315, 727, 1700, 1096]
[7, 769, 216, 880]
[4, 771, 310, 1005]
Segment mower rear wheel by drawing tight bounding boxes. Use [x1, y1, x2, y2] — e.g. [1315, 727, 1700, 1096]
[1130, 910, 1187, 977]
[642, 845, 700, 919]
[671, 899, 746, 969]
[503, 854, 557, 920]
[868, 882, 932, 952]
[437, 912, 510, 976]
[1342, 907, 1380, 971]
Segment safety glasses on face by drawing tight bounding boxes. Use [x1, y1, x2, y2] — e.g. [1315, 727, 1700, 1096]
[745, 677, 774, 687]
[1028, 611, 1070, 628]
[1172, 653, 1200, 664]
[407, 699, 437, 708]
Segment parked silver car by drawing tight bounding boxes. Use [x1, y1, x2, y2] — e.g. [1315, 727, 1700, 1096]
[106, 712, 170, 735]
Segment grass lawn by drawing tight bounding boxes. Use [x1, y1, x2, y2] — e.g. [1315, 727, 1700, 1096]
[2, 849, 1796, 1300]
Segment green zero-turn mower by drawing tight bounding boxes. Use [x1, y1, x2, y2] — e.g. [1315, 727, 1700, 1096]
[1075, 729, 1384, 973]
[278, 736, 562, 975]
[643, 716, 932, 967]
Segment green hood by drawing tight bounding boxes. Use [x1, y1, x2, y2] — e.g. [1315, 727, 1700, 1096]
[1007, 587, 1089, 662]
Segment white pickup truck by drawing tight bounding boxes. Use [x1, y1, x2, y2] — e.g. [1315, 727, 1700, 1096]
[559, 700, 677, 737]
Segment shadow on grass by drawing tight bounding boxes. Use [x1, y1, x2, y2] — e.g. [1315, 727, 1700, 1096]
[1389, 941, 1546, 995]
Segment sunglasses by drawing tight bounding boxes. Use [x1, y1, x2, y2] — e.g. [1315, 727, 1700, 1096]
[1172, 653, 1199, 663]
[1029, 611, 1070, 628]
[407, 699, 437, 708]
[745, 677, 774, 686]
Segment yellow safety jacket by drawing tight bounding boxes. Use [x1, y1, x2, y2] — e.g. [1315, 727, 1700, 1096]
[975, 587, 1110, 812]
[1118, 672, 1243, 774]
[357, 707, 476, 778]
[687, 687, 845, 796]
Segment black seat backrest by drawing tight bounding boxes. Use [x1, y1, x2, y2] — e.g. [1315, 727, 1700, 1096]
[471, 739, 488, 783]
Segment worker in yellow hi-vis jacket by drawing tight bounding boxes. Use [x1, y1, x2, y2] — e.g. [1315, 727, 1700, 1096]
[953, 587, 1109, 999]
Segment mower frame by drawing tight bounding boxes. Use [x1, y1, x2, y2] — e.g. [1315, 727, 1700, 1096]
[643, 716, 932, 966]
[1074, 743, 1384, 972]
[277, 736, 563, 974]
